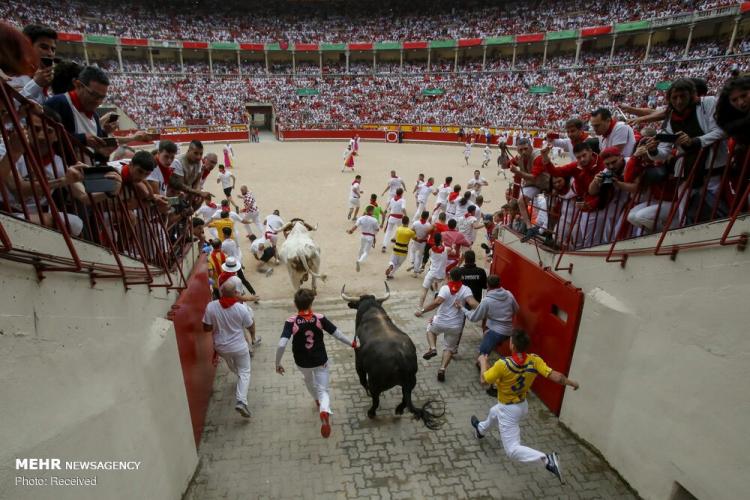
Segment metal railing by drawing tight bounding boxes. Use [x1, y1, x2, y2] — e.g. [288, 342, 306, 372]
[0, 82, 191, 289]
[504, 144, 749, 270]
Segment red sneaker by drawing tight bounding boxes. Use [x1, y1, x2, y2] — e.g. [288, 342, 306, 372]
[320, 411, 331, 438]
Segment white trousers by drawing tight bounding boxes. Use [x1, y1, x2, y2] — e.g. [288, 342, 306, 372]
[218, 349, 251, 405]
[389, 254, 407, 274]
[382, 217, 400, 248]
[297, 363, 331, 414]
[478, 400, 545, 464]
[413, 200, 427, 221]
[411, 241, 427, 273]
[243, 211, 263, 236]
[358, 235, 374, 263]
[627, 200, 676, 233]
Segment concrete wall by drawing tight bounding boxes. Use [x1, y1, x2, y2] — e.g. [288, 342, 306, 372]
[0, 215, 198, 500]
[501, 217, 750, 500]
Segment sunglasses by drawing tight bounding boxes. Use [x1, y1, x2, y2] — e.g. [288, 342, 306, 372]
[79, 82, 107, 101]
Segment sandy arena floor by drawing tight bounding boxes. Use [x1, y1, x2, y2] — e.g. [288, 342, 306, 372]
[201, 139, 513, 301]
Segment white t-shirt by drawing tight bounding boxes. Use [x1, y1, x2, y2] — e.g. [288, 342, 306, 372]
[386, 196, 406, 219]
[463, 144, 472, 157]
[386, 177, 403, 198]
[196, 203, 217, 221]
[459, 215, 479, 243]
[350, 181, 361, 201]
[433, 285, 474, 329]
[417, 183, 432, 204]
[250, 237, 269, 257]
[7, 155, 62, 210]
[265, 213, 284, 233]
[146, 167, 168, 196]
[411, 219, 432, 241]
[221, 238, 242, 261]
[467, 176, 486, 196]
[428, 248, 448, 277]
[355, 215, 380, 237]
[202, 301, 253, 354]
[483, 148, 491, 160]
[435, 185, 452, 206]
[211, 209, 245, 224]
[599, 121, 636, 158]
[218, 171, 234, 189]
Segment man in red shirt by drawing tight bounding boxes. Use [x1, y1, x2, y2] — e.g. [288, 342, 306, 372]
[536, 142, 604, 248]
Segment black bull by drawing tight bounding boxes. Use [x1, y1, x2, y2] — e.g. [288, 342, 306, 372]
[341, 284, 445, 430]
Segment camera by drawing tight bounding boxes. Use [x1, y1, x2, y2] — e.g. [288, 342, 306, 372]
[601, 170, 615, 185]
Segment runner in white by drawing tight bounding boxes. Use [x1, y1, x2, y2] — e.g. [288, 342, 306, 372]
[216, 165, 238, 211]
[432, 176, 453, 222]
[413, 176, 434, 220]
[467, 169, 489, 202]
[347, 174, 364, 221]
[211, 199, 255, 238]
[463, 141, 472, 166]
[237, 185, 263, 236]
[263, 210, 285, 259]
[381, 188, 406, 253]
[412, 173, 425, 204]
[409, 211, 433, 277]
[482, 146, 491, 168]
[381, 170, 406, 199]
[347, 205, 380, 272]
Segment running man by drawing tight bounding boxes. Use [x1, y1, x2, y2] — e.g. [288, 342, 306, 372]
[348, 174, 364, 220]
[409, 210, 433, 277]
[463, 140, 472, 166]
[471, 329, 579, 484]
[482, 145, 491, 168]
[415, 267, 478, 382]
[468, 170, 489, 201]
[385, 216, 415, 279]
[237, 185, 263, 236]
[381, 187, 406, 253]
[248, 234, 275, 276]
[263, 209, 285, 258]
[432, 176, 453, 222]
[417, 232, 448, 309]
[368, 194, 384, 225]
[347, 205, 380, 272]
[275, 288, 356, 438]
[216, 165, 238, 211]
[382, 170, 406, 200]
[413, 176, 434, 220]
[342, 144, 356, 173]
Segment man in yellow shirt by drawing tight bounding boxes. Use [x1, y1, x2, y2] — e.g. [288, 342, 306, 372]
[471, 329, 580, 484]
[208, 211, 235, 241]
[385, 216, 416, 279]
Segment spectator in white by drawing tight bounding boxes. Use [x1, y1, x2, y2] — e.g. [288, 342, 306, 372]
[248, 234, 276, 276]
[415, 267, 479, 382]
[237, 184, 263, 235]
[547, 118, 590, 159]
[648, 78, 728, 223]
[590, 107, 636, 157]
[147, 140, 177, 196]
[170, 140, 209, 201]
[588, 147, 630, 243]
[202, 279, 255, 418]
[15, 24, 57, 104]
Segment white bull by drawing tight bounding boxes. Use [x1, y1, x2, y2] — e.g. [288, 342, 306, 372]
[278, 219, 327, 292]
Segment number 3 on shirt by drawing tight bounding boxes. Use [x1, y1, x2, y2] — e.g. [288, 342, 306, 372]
[510, 375, 525, 393]
[304, 330, 315, 350]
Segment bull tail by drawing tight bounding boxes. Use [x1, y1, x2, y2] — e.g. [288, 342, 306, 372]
[408, 398, 446, 430]
[298, 250, 327, 282]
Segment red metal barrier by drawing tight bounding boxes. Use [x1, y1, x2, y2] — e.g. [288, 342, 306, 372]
[490, 241, 584, 416]
[281, 129, 386, 140]
[170, 256, 216, 446]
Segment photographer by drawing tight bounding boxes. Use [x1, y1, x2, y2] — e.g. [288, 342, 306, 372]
[648, 78, 728, 223]
[588, 147, 629, 244]
[8, 24, 57, 105]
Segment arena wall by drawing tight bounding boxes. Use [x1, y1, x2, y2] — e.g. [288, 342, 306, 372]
[499, 218, 750, 500]
[0, 215, 199, 500]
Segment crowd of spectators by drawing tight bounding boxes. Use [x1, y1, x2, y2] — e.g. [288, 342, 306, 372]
[0, 0, 742, 44]
[104, 55, 747, 130]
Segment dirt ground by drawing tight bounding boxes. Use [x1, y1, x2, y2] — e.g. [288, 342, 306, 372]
[201, 139, 513, 301]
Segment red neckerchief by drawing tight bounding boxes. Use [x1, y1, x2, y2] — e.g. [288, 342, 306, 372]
[448, 192, 459, 202]
[511, 352, 528, 365]
[602, 119, 616, 138]
[670, 105, 696, 123]
[426, 180, 434, 187]
[571, 131, 589, 145]
[431, 245, 445, 254]
[297, 309, 314, 321]
[447, 280, 463, 295]
[68, 90, 94, 119]
[443, 182, 450, 188]
[219, 297, 241, 309]
[464, 212, 474, 218]
[201, 167, 212, 180]
[120, 165, 132, 184]
[419, 217, 428, 224]
[391, 174, 397, 179]
[218, 271, 235, 288]
[370, 200, 378, 208]
[352, 179, 359, 185]
[207, 201, 217, 209]
[394, 194, 402, 202]
[156, 158, 172, 184]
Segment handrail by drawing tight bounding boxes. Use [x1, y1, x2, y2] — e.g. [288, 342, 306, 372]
[0, 81, 194, 287]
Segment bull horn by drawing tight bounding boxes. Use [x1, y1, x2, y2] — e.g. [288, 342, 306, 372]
[280, 222, 293, 233]
[375, 281, 391, 303]
[340, 285, 358, 302]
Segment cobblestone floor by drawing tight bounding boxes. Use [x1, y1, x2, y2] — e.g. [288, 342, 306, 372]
[185, 292, 637, 500]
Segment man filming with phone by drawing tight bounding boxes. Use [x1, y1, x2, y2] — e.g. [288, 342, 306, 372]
[9, 24, 58, 105]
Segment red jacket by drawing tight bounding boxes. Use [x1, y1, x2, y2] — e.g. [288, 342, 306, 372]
[538, 155, 604, 211]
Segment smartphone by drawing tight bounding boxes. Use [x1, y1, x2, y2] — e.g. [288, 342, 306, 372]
[654, 133, 680, 143]
[102, 137, 118, 148]
[167, 196, 181, 207]
[107, 113, 119, 123]
[82, 166, 118, 194]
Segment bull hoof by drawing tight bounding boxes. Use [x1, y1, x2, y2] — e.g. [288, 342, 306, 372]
[367, 409, 376, 419]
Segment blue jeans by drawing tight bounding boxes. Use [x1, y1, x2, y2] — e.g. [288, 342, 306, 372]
[479, 329, 509, 355]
